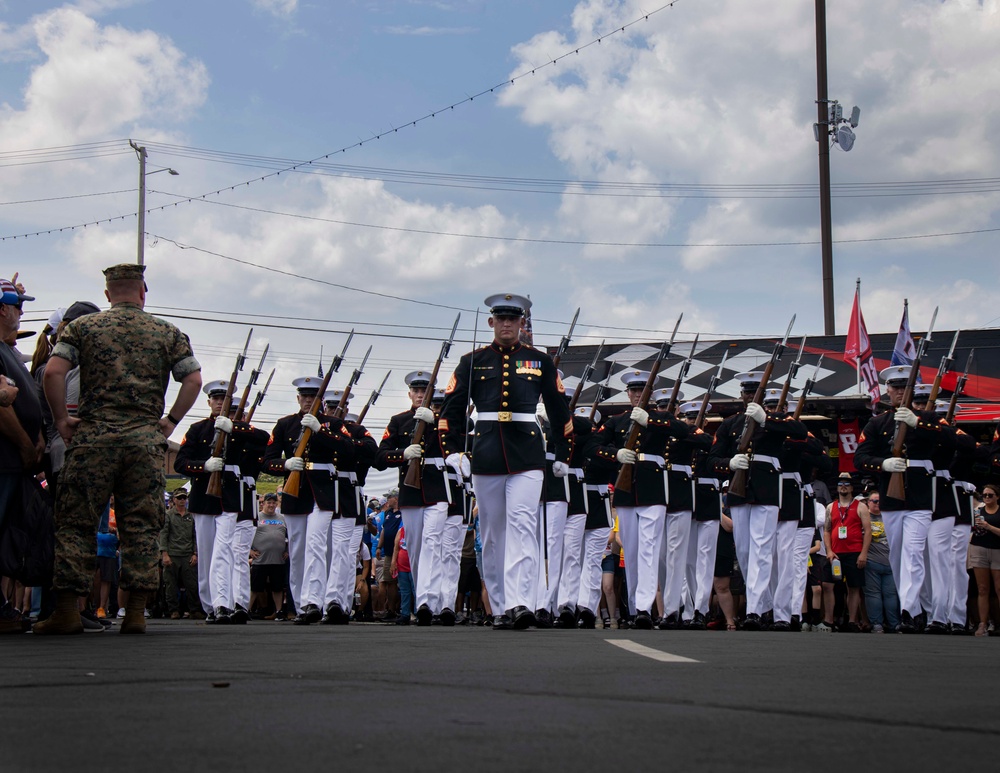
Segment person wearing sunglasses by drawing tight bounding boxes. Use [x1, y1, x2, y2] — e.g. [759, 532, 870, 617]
[970, 483, 1000, 636]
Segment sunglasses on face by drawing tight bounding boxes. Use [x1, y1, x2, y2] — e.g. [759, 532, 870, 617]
[984, 492, 997, 498]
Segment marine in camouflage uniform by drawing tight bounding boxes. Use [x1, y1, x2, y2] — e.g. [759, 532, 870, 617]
[37, 263, 202, 635]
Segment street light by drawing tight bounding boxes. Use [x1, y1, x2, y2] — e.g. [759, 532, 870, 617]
[129, 140, 179, 266]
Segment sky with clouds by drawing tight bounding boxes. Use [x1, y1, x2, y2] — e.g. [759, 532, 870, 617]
[2, 0, 998, 448]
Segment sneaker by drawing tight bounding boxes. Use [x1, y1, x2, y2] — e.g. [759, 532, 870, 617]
[143, 609, 150, 619]
[800, 622, 813, 632]
[116, 607, 126, 619]
[96, 607, 107, 619]
[872, 624, 884, 634]
[814, 622, 833, 633]
[80, 612, 106, 633]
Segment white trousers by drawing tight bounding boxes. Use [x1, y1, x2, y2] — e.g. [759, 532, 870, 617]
[324, 519, 362, 611]
[192, 513, 219, 611]
[400, 503, 448, 613]
[771, 520, 800, 624]
[659, 510, 692, 618]
[948, 522, 971, 626]
[231, 519, 255, 611]
[883, 508, 931, 617]
[617, 504, 666, 615]
[730, 503, 779, 616]
[578, 527, 611, 615]
[683, 519, 720, 620]
[535, 501, 568, 613]
[285, 507, 332, 611]
[557, 514, 587, 610]
[473, 470, 544, 612]
[922, 516, 956, 623]
[437, 515, 465, 614]
[617, 504, 639, 615]
[790, 526, 815, 621]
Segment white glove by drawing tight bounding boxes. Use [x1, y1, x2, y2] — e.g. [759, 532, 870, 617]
[881, 457, 907, 473]
[403, 444, 423, 461]
[300, 413, 321, 433]
[284, 457, 305, 472]
[552, 461, 569, 478]
[745, 402, 766, 425]
[414, 406, 435, 425]
[894, 407, 918, 428]
[616, 448, 637, 465]
[729, 453, 750, 471]
[214, 416, 233, 434]
[446, 453, 470, 477]
[204, 457, 225, 473]
[630, 407, 649, 427]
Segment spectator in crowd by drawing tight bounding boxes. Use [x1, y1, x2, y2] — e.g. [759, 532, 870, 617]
[250, 492, 287, 619]
[392, 525, 413, 625]
[354, 540, 372, 621]
[600, 514, 621, 629]
[0, 276, 42, 634]
[376, 490, 401, 621]
[863, 491, 899, 633]
[456, 514, 483, 624]
[711, 498, 738, 631]
[158, 488, 201, 619]
[971, 482, 1000, 637]
[95, 502, 119, 619]
[823, 473, 872, 632]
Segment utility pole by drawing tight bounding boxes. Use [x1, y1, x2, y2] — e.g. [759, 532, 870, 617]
[130, 140, 147, 266]
[815, 0, 835, 336]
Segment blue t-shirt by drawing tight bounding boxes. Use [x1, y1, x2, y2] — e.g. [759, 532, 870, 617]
[380, 511, 402, 557]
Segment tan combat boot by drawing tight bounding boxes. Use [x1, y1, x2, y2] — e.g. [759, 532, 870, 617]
[120, 591, 148, 635]
[31, 591, 84, 635]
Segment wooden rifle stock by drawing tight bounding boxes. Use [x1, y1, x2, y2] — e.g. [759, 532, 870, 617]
[403, 358, 446, 489]
[615, 346, 670, 494]
[568, 341, 604, 415]
[946, 350, 974, 424]
[283, 361, 338, 499]
[206, 330, 253, 498]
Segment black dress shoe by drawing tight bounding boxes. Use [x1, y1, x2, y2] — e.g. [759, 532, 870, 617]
[771, 620, 791, 632]
[789, 615, 802, 632]
[577, 609, 597, 629]
[322, 602, 347, 625]
[688, 611, 707, 631]
[742, 613, 762, 631]
[510, 606, 536, 630]
[208, 607, 232, 625]
[439, 608, 457, 626]
[926, 620, 949, 635]
[295, 604, 322, 625]
[205, 611, 217, 623]
[950, 623, 971, 636]
[634, 611, 654, 630]
[534, 608, 554, 629]
[898, 611, 916, 634]
[395, 614, 411, 625]
[491, 614, 513, 630]
[556, 605, 577, 629]
[416, 604, 433, 626]
[657, 612, 680, 630]
[230, 606, 250, 625]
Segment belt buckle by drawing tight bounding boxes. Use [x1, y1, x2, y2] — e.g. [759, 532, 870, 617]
[497, 411, 512, 422]
[304, 461, 314, 471]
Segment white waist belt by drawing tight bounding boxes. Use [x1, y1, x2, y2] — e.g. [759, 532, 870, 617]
[478, 412, 537, 423]
[637, 453, 665, 467]
[242, 475, 255, 488]
[907, 459, 934, 471]
[670, 464, 693, 476]
[697, 477, 720, 487]
[956, 480, 976, 493]
[337, 470, 358, 484]
[570, 467, 585, 480]
[781, 471, 802, 484]
[586, 484, 609, 495]
[802, 484, 815, 495]
[224, 464, 242, 476]
[305, 462, 336, 472]
[751, 454, 781, 470]
[423, 457, 446, 469]
[934, 469, 952, 480]
[545, 452, 556, 461]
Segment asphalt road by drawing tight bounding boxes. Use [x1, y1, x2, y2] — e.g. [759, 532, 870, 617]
[2, 620, 996, 773]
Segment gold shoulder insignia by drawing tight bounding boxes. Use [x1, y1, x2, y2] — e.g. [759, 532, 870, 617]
[445, 373, 457, 394]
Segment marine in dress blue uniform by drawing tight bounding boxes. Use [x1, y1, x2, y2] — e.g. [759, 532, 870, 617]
[438, 294, 572, 630]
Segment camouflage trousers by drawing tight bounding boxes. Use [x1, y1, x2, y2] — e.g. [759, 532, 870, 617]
[54, 444, 167, 596]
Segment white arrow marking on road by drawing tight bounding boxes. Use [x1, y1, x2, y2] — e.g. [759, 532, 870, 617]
[608, 639, 700, 663]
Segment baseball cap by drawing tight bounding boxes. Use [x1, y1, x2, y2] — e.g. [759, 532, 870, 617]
[0, 278, 34, 306]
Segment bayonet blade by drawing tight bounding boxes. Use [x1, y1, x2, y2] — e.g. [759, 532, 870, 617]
[780, 315, 796, 348]
[236, 328, 253, 371]
[331, 329, 354, 373]
[442, 313, 461, 360]
[681, 334, 699, 379]
[353, 346, 372, 385]
[669, 313, 683, 345]
[925, 307, 939, 344]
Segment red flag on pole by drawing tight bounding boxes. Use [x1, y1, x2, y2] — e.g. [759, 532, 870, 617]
[844, 282, 881, 407]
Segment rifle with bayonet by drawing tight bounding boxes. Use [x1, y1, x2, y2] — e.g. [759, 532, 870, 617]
[357, 370, 391, 425]
[283, 331, 354, 498]
[331, 346, 372, 419]
[568, 340, 604, 415]
[404, 314, 461, 489]
[664, 334, 699, 415]
[235, 345, 269, 422]
[589, 360, 616, 422]
[778, 336, 806, 414]
[244, 368, 274, 424]
[945, 349, 974, 424]
[927, 330, 959, 405]
[615, 313, 683, 494]
[206, 329, 253, 498]
[695, 350, 728, 429]
[551, 307, 580, 370]
[886, 308, 938, 501]
[793, 355, 824, 421]
[728, 315, 796, 498]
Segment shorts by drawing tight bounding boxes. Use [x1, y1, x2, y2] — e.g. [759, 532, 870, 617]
[808, 554, 826, 588]
[97, 556, 118, 584]
[376, 558, 396, 584]
[968, 544, 1000, 570]
[824, 552, 865, 588]
[601, 554, 617, 573]
[457, 560, 482, 595]
[714, 530, 736, 578]
[250, 564, 286, 593]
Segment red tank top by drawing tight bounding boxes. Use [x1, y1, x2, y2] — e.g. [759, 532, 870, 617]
[831, 499, 864, 553]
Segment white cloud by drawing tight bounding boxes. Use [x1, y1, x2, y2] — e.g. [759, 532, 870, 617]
[250, 0, 298, 18]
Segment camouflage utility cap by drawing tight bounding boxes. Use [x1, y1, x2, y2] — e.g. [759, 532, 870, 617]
[103, 264, 146, 282]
